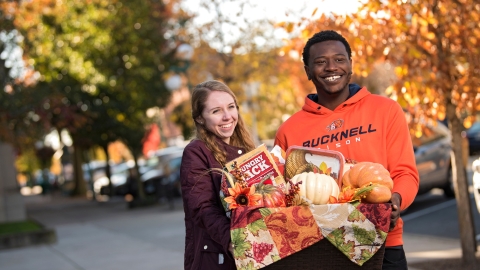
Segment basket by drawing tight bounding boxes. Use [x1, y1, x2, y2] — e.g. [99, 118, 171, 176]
[263, 240, 385, 270]
[284, 149, 308, 179]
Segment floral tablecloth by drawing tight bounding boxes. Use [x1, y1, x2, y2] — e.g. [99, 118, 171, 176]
[230, 202, 391, 270]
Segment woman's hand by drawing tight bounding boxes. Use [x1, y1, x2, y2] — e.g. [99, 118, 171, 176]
[389, 192, 402, 231]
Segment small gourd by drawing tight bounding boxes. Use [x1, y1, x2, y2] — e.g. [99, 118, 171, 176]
[290, 172, 339, 205]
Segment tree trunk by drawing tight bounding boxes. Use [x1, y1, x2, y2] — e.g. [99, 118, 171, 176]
[446, 100, 478, 268]
[133, 154, 145, 200]
[102, 144, 114, 197]
[71, 143, 87, 196]
[56, 129, 68, 192]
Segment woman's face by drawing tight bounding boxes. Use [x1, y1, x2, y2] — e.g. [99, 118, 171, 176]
[199, 91, 238, 144]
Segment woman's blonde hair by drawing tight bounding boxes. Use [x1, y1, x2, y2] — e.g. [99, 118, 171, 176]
[191, 80, 255, 165]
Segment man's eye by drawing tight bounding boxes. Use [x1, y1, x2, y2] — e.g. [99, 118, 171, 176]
[336, 58, 345, 62]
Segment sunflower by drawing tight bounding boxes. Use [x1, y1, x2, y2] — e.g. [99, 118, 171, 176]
[224, 183, 263, 209]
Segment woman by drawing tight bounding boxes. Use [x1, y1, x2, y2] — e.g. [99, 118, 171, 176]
[180, 80, 256, 269]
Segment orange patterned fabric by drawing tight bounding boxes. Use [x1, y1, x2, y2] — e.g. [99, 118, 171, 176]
[230, 203, 391, 269]
[262, 205, 322, 258]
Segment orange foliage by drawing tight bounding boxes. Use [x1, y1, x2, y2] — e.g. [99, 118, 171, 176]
[278, 1, 480, 124]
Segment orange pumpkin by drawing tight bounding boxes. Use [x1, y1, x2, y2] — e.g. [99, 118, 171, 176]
[255, 179, 286, 208]
[342, 162, 393, 203]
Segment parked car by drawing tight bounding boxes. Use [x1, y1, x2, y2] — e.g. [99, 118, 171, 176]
[462, 122, 480, 155]
[140, 147, 184, 196]
[412, 122, 455, 197]
[117, 146, 184, 203]
[138, 146, 185, 175]
[142, 154, 183, 202]
[89, 146, 186, 202]
[473, 157, 480, 214]
[93, 160, 135, 198]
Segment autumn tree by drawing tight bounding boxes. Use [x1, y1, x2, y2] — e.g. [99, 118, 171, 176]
[171, 0, 304, 141]
[282, 0, 479, 267]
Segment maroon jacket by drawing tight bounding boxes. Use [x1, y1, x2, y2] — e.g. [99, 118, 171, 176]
[180, 138, 245, 270]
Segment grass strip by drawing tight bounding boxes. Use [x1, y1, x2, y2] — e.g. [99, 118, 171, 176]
[0, 220, 43, 235]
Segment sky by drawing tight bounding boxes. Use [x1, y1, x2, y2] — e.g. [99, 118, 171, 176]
[181, 0, 362, 52]
[181, 0, 361, 23]
[240, 0, 361, 21]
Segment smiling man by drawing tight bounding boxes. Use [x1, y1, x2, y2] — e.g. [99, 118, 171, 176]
[274, 30, 419, 270]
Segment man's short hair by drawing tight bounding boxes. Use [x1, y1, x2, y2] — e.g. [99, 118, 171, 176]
[302, 30, 352, 67]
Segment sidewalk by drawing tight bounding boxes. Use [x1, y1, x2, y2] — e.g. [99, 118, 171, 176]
[0, 194, 186, 270]
[0, 193, 476, 270]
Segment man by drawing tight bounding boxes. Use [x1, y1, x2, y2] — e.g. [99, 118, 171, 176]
[274, 30, 419, 269]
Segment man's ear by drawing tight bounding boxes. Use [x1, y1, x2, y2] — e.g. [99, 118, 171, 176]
[304, 65, 311, 80]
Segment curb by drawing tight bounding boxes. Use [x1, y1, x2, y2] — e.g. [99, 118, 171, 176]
[0, 220, 57, 250]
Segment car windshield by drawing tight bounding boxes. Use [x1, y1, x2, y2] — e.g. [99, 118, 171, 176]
[467, 122, 480, 135]
[411, 124, 449, 149]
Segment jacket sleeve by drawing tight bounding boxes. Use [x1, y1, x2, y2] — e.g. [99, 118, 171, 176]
[180, 144, 232, 255]
[386, 103, 420, 210]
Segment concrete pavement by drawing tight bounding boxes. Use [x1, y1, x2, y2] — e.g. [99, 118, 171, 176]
[0, 191, 478, 270]
[0, 195, 185, 270]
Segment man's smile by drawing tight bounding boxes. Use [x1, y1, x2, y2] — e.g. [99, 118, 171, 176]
[323, 75, 342, 82]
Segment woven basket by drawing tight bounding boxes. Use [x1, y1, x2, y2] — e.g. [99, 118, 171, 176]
[262, 240, 385, 270]
[294, 163, 321, 175]
[285, 150, 307, 179]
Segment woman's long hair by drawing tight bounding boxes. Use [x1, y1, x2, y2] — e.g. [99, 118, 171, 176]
[191, 80, 255, 166]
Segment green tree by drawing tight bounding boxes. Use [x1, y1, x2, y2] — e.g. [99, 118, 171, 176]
[8, 0, 190, 197]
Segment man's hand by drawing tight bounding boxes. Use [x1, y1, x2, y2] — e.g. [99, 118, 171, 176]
[228, 242, 234, 256]
[390, 192, 402, 231]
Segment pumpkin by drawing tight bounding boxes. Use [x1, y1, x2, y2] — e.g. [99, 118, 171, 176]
[290, 172, 340, 205]
[342, 162, 393, 203]
[255, 179, 286, 208]
[343, 158, 358, 177]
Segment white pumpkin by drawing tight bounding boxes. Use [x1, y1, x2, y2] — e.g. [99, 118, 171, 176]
[290, 172, 340, 205]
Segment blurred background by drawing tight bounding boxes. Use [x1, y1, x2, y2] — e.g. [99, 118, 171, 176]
[1, 0, 478, 202]
[1, 0, 480, 267]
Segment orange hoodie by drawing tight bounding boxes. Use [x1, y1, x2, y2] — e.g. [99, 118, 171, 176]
[274, 86, 419, 247]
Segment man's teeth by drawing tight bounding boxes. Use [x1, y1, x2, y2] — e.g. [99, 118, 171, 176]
[325, 75, 341, 81]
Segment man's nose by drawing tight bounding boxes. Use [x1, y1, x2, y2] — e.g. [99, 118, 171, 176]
[325, 60, 338, 71]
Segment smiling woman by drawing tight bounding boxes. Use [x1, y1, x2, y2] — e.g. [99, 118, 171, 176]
[179, 80, 255, 270]
[198, 91, 238, 144]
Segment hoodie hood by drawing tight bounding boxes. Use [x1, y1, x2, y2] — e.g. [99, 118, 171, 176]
[303, 83, 370, 115]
